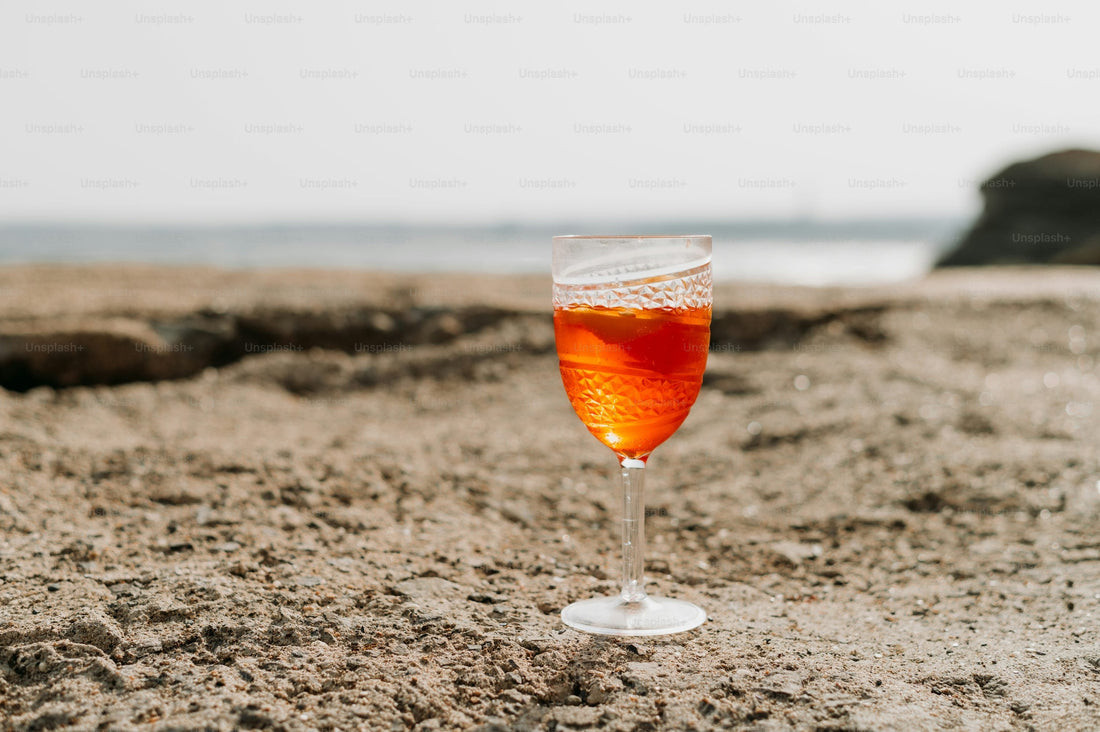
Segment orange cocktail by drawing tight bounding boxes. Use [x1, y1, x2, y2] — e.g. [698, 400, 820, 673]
[554, 304, 711, 459]
[552, 234, 712, 636]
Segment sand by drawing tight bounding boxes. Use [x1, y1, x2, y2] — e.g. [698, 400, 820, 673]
[2, 265, 1100, 730]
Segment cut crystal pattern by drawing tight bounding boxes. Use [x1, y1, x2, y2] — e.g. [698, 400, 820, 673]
[559, 368, 698, 428]
[553, 263, 712, 312]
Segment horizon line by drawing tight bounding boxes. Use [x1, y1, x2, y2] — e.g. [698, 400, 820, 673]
[0, 215, 968, 232]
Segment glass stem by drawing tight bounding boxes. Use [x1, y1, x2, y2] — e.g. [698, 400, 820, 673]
[619, 457, 647, 603]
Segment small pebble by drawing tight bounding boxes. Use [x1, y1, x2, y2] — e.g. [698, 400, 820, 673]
[47, 583, 60, 592]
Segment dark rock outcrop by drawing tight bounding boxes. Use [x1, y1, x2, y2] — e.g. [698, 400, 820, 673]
[0, 266, 900, 393]
[0, 306, 527, 392]
[937, 149, 1100, 267]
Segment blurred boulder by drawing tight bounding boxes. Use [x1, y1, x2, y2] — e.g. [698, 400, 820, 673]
[937, 149, 1100, 266]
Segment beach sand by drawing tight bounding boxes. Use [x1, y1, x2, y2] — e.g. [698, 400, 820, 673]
[2, 264, 1100, 730]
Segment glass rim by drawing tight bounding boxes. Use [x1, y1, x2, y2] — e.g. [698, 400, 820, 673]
[553, 234, 710, 241]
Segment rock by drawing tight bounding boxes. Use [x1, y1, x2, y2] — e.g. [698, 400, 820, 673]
[106, 582, 141, 597]
[755, 672, 803, 700]
[0, 265, 537, 392]
[228, 560, 258, 577]
[0, 315, 230, 392]
[518, 636, 553, 654]
[466, 592, 501, 604]
[957, 411, 995, 435]
[392, 577, 464, 603]
[621, 662, 665, 694]
[66, 612, 124, 653]
[552, 706, 602, 729]
[938, 149, 1100, 267]
[470, 718, 513, 732]
[767, 540, 822, 566]
[585, 674, 624, 705]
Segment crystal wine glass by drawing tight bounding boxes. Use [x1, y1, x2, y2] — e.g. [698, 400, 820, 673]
[552, 234, 712, 635]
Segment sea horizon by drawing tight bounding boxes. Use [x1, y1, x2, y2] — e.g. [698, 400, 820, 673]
[0, 216, 965, 287]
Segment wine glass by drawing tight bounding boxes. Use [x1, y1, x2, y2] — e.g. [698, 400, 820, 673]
[552, 234, 712, 635]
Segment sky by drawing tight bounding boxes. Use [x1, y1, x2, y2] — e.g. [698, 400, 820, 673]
[1, 0, 1098, 225]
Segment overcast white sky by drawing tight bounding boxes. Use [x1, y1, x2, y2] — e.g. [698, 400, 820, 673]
[1, 0, 1098, 225]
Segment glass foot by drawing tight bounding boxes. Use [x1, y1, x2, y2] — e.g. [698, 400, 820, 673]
[561, 595, 706, 636]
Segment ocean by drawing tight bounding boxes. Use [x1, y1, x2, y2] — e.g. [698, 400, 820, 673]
[0, 219, 964, 286]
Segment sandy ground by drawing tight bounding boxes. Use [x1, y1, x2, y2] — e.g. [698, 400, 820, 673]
[2, 265, 1100, 730]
